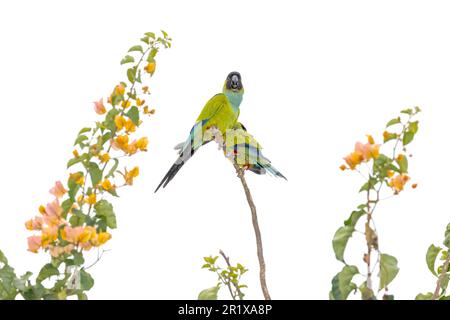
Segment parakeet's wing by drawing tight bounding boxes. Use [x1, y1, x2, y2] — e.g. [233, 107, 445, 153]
[155, 94, 231, 192]
[226, 123, 287, 180]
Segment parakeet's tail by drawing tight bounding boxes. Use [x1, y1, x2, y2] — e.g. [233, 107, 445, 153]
[266, 165, 287, 180]
[154, 158, 186, 193]
[155, 138, 208, 192]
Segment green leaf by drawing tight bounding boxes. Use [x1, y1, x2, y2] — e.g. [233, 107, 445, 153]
[383, 294, 395, 300]
[379, 253, 400, 290]
[104, 109, 120, 131]
[140, 36, 150, 44]
[88, 162, 102, 187]
[128, 45, 143, 53]
[409, 121, 419, 134]
[426, 244, 442, 276]
[0, 250, 8, 265]
[332, 226, 354, 263]
[386, 117, 401, 127]
[329, 265, 359, 300]
[105, 158, 119, 179]
[77, 291, 88, 300]
[69, 212, 86, 227]
[444, 223, 450, 248]
[61, 199, 74, 218]
[78, 127, 91, 135]
[120, 55, 135, 65]
[79, 269, 94, 291]
[0, 264, 18, 299]
[198, 286, 219, 300]
[127, 67, 136, 83]
[74, 135, 88, 146]
[344, 210, 365, 228]
[415, 292, 433, 300]
[359, 177, 377, 193]
[73, 252, 85, 266]
[67, 153, 88, 169]
[126, 106, 139, 126]
[148, 48, 158, 60]
[396, 155, 408, 173]
[359, 281, 375, 300]
[161, 30, 169, 38]
[145, 32, 156, 39]
[403, 131, 415, 146]
[67, 174, 82, 201]
[37, 264, 59, 283]
[94, 200, 117, 229]
[401, 108, 413, 115]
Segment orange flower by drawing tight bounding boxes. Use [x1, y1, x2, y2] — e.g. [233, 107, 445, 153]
[112, 135, 129, 151]
[121, 100, 131, 109]
[123, 166, 139, 185]
[94, 98, 106, 115]
[143, 106, 155, 115]
[343, 151, 363, 170]
[69, 172, 84, 185]
[136, 98, 145, 106]
[49, 181, 67, 198]
[114, 115, 127, 131]
[101, 179, 113, 191]
[387, 170, 395, 178]
[389, 174, 410, 194]
[124, 119, 135, 133]
[41, 226, 58, 248]
[114, 83, 125, 96]
[39, 205, 46, 214]
[99, 153, 110, 163]
[72, 150, 80, 158]
[144, 62, 156, 74]
[412, 183, 418, 189]
[125, 142, 138, 155]
[86, 193, 97, 205]
[27, 236, 41, 253]
[136, 137, 148, 151]
[142, 86, 149, 94]
[96, 232, 111, 246]
[25, 217, 43, 231]
[339, 164, 347, 171]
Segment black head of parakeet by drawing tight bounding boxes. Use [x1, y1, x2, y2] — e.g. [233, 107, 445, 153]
[225, 71, 243, 92]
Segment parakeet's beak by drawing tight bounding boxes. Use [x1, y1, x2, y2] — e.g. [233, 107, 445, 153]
[231, 75, 239, 91]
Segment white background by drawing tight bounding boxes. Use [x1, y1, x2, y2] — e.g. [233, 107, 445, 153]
[0, 0, 449, 299]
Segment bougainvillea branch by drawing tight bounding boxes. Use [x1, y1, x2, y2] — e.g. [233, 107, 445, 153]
[331, 107, 421, 300]
[0, 31, 171, 300]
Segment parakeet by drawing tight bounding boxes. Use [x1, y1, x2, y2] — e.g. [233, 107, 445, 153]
[155, 71, 244, 192]
[225, 122, 287, 180]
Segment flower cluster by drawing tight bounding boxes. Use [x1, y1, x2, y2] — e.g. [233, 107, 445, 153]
[21, 31, 171, 300]
[342, 135, 380, 170]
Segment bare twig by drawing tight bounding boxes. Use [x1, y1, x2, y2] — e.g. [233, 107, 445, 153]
[233, 163, 271, 300]
[219, 249, 244, 300]
[432, 254, 450, 300]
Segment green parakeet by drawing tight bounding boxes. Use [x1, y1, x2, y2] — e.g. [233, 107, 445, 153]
[155, 71, 244, 192]
[225, 122, 287, 179]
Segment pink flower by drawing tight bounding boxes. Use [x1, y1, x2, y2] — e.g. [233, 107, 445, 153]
[27, 236, 41, 253]
[49, 246, 64, 258]
[25, 216, 44, 230]
[43, 199, 63, 226]
[94, 98, 106, 115]
[62, 226, 83, 243]
[49, 181, 67, 198]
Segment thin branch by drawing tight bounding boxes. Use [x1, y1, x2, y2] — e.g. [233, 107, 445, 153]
[233, 163, 271, 300]
[432, 254, 450, 300]
[219, 249, 244, 300]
